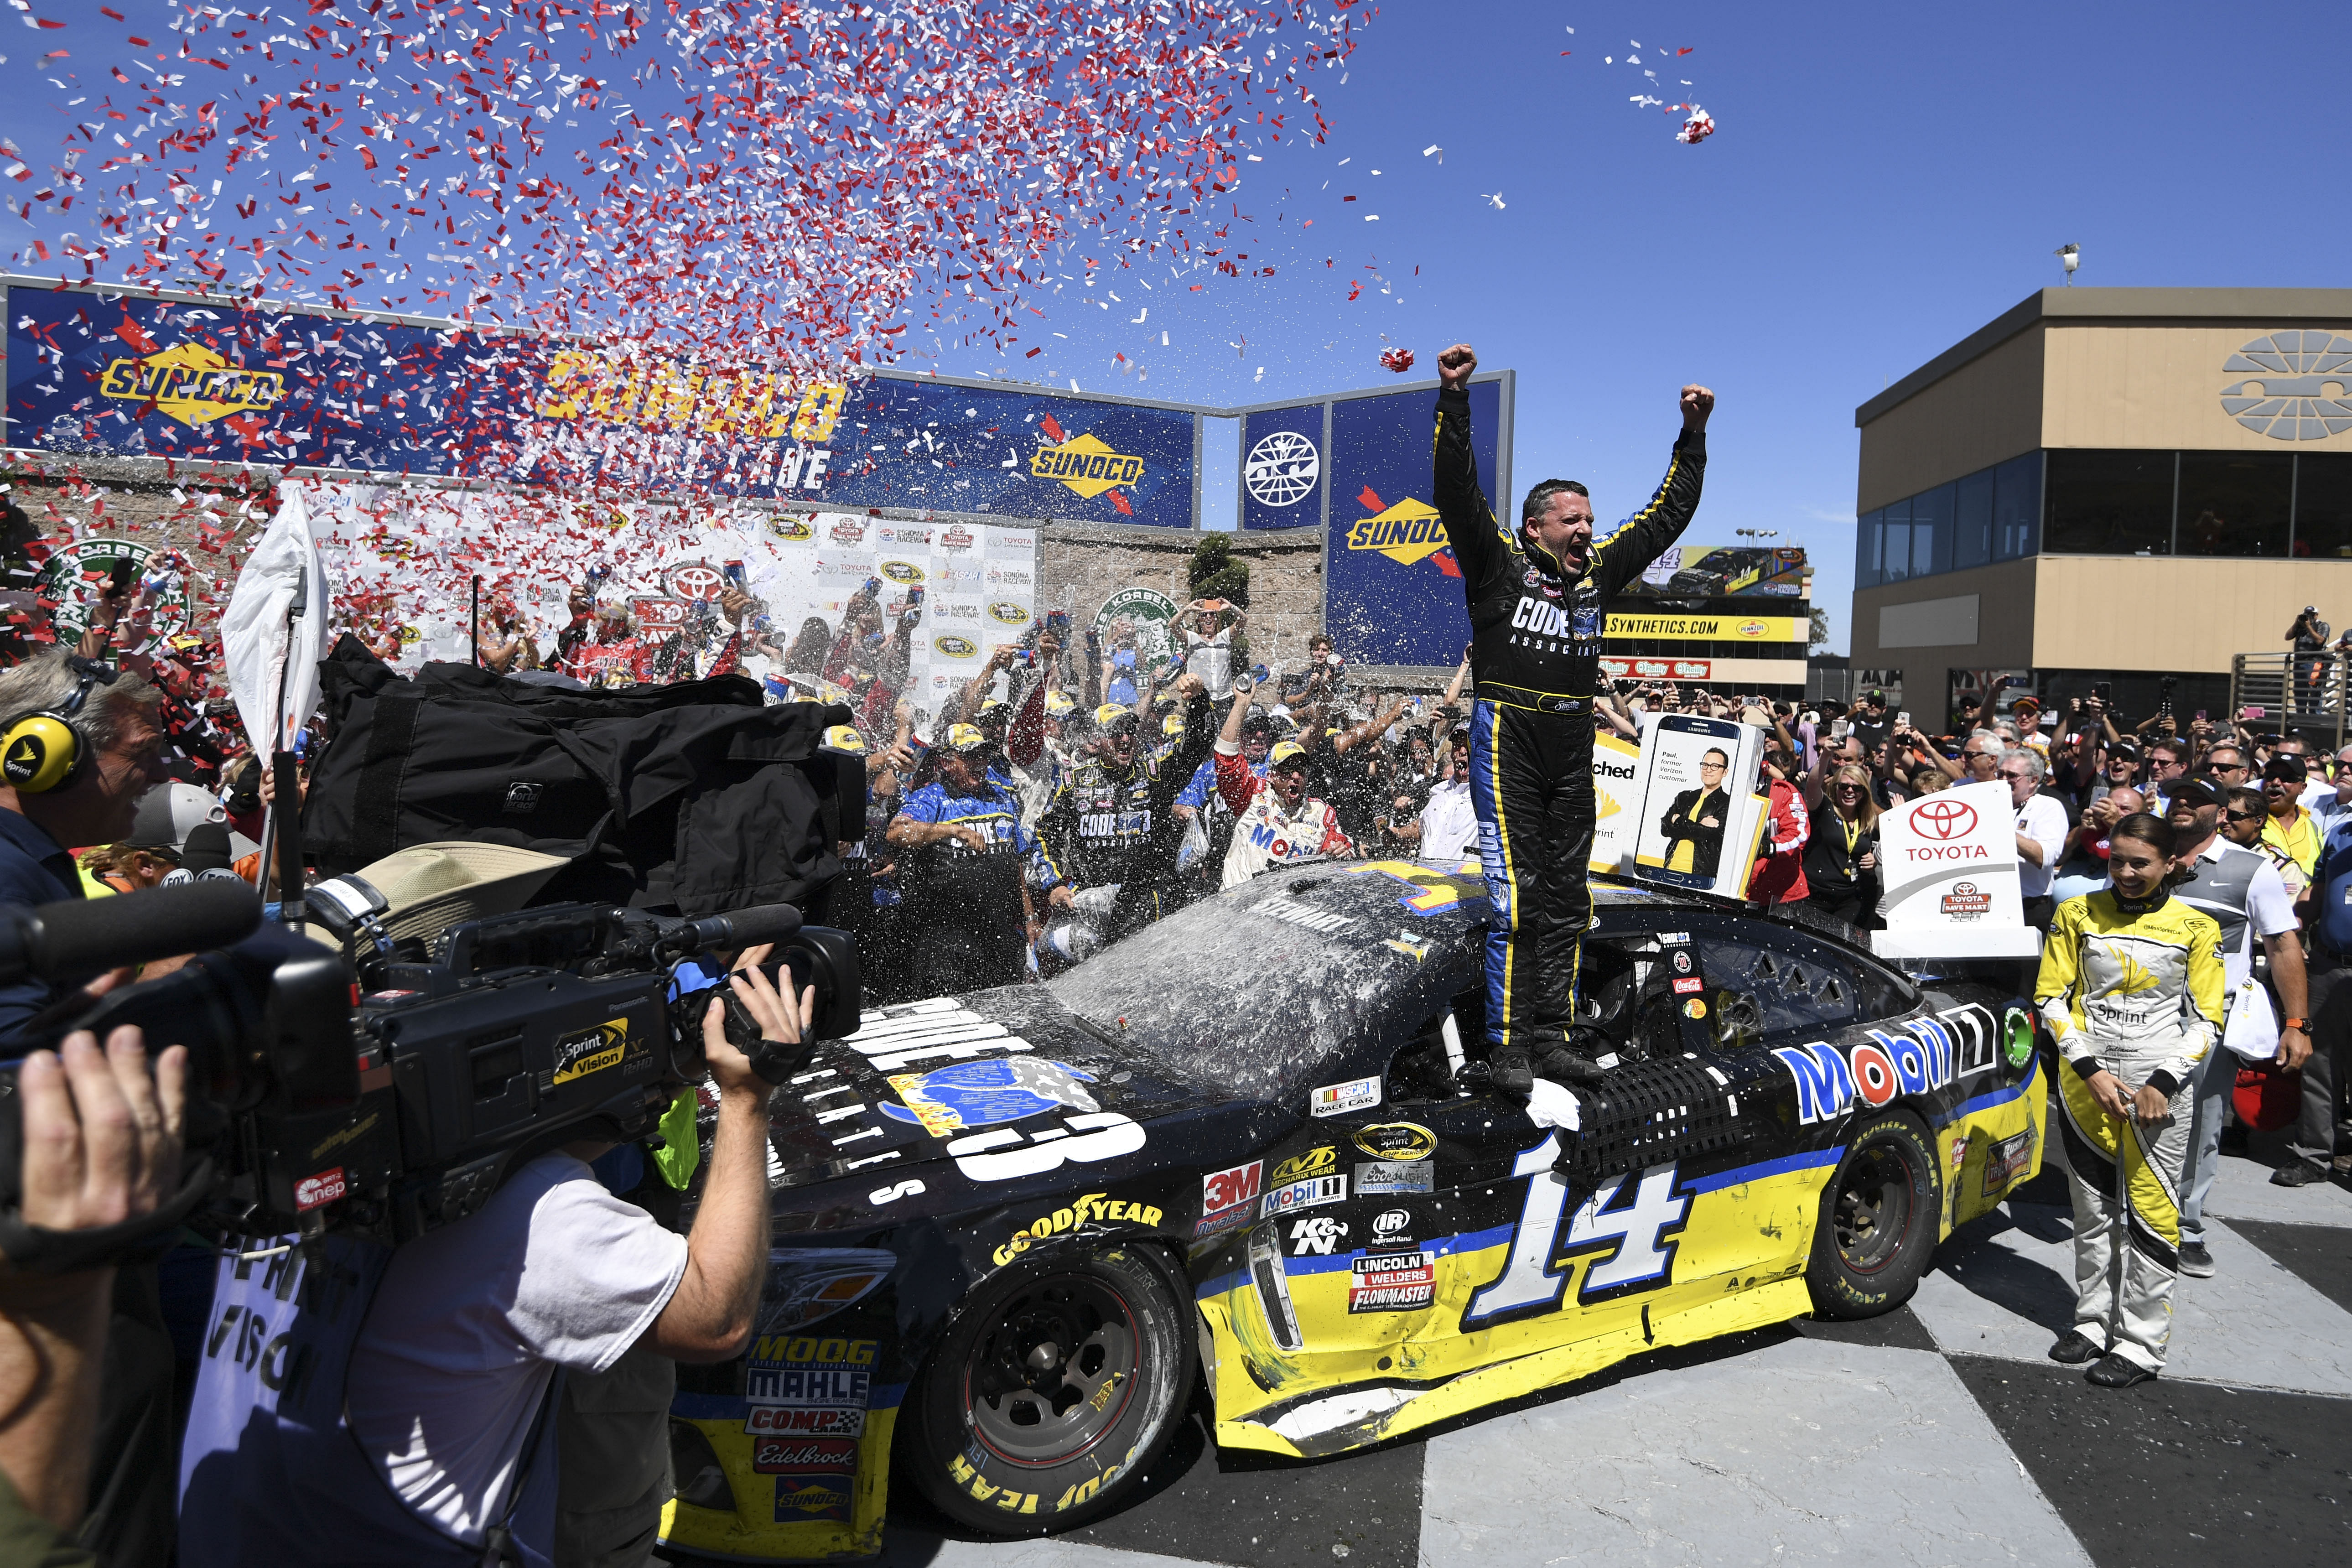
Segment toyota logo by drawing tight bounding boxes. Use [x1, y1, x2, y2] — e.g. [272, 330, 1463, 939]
[667, 562, 727, 602]
[1916, 798, 1978, 841]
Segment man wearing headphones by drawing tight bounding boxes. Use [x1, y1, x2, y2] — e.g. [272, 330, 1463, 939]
[0, 649, 166, 1043]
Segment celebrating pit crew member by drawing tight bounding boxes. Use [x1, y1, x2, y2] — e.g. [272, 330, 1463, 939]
[1432, 343, 1712, 1094]
[1036, 676, 1215, 940]
[886, 724, 1070, 995]
[1212, 680, 1353, 888]
[2037, 812, 2226, 1387]
[2161, 775, 2308, 1272]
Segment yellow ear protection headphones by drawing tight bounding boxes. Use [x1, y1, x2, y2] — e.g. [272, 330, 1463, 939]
[1, 656, 118, 794]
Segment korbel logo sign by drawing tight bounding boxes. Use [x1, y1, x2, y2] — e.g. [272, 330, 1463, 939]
[2220, 331, 2352, 441]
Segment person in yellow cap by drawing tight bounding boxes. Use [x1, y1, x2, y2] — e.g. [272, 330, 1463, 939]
[1036, 676, 1214, 942]
[885, 722, 1071, 996]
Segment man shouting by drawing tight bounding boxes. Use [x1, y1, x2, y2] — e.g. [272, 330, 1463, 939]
[1433, 343, 1713, 1094]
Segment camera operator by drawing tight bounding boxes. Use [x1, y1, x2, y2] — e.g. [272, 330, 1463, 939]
[0, 651, 165, 1043]
[0, 1025, 186, 1565]
[181, 954, 815, 1568]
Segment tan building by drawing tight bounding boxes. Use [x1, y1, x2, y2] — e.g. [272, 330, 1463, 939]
[1850, 288, 2352, 726]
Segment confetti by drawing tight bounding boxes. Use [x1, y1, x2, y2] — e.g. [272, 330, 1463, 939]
[1677, 109, 1716, 145]
[1379, 347, 1414, 374]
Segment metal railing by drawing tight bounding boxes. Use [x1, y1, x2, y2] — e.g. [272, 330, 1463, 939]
[2229, 651, 2349, 751]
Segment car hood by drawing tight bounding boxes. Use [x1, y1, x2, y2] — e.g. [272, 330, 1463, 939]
[763, 985, 1227, 1187]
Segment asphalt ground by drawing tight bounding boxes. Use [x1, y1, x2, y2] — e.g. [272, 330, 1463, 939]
[841, 1138, 2351, 1568]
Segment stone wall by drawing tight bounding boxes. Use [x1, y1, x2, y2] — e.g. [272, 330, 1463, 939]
[1036, 521, 1330, 670]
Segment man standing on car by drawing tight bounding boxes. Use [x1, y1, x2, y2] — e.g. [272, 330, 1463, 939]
[1432, 343, 1713, 1094]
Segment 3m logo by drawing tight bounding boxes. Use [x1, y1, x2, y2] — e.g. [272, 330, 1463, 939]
[99, 342, 284, 428]
[1032, 433, 1146, 498]
[1345, 497, 1450, 566]
[1916, 799, 1978, 840]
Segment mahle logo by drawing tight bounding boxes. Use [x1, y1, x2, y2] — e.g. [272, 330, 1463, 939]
[1346, 497, 1449, 566]
[1032, 431, 1147, 498]
[99, 341, 284, 428]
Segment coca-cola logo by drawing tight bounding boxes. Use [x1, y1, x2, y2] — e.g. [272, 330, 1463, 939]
[1916, 798, 1978, 841]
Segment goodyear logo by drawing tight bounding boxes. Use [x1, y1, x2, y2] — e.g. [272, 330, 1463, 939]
[932, 634, 979, 659]
[1268, 1145, 1337, 1185]
[988, 602, 1029, 625]
[1345, 497, 1449, 566]
[551, 1018, 631, 1085]
[880, 560, 924, 583]
[1032, 432, 1146, 498]
[99, 342, 284, 429]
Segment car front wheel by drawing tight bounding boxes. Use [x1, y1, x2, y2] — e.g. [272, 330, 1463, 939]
[900, 1243, 1196, 1536]
[1806, 1109, 1941, 1319]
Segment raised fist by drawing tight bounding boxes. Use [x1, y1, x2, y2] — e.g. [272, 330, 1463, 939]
[1437, 343, 1477, 390]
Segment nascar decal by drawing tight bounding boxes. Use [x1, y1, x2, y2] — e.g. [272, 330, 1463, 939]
[880, 559, 924, 582]
[1352, 1122, 1436, 1161]
[1464, 1140, 1688, 1327]
[1356, 1159, 1433, 1195]
[1349, 1251, 1436, 1313]
[1310, 1075, 1381, 1118]
[1031, 430, 1147, 499]
[933, 633, 981, 659]
[992, 1192, 1166, 1266]
[551, 1018, 634, 1085]
[99, 340, 285, 427]
[1772, 1004, 1998, 1126]
[1261, 1173, 1347, 1220]
[1198, 1160, 1264, 1238]
[884, 1058, 1100, 1137]
[987, 602, 1030, 625]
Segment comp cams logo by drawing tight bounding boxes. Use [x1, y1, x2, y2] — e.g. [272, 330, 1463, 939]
[99, 340, 284, 428]
[1244, 429, 1320, 508]
[2220, 331, 2352, 441]
[1345, 497, 1450, 566]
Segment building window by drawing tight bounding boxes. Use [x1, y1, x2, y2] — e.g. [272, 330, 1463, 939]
[1993, 452, 2040, 560]
[1881, 498, 1911, 582]
[2043, 449, 2174, 555]
[2177, 451, 2293, 557]
[1911, 481, 1956, 576]
[1856, 508, 1883, 589]
[1954, 468, 1994, 570]
[2296, 453, 2352, 560]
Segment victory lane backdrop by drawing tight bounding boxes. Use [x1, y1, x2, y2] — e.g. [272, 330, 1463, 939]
[1238, 401, 1329, 532]
[1322, 375, 1508, 669]
[3, 278, 1197, 526]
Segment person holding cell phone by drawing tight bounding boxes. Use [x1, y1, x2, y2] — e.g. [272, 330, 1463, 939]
[1430, 343, 1713, 1093]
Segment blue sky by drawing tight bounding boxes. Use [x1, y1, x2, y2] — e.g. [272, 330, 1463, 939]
[7, 2, 2351, 654]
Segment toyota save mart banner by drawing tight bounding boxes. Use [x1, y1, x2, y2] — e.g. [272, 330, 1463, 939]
[1, 278, 1199, 528]
[307, 486, 1036, 716]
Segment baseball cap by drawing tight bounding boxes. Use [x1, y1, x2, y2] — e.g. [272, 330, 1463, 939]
[2108, 740, 2139, 760]
[946, 723, 992, 753]
[125, 781, 228, 854]
[1093, 703, 1133, 729]
[1269, 740, 1309, 770]
[821, 723, 869, 756]
[1044, 691, 1077, 717]
[2263, 756, 2307, 783]
[2169, 775, 2226, 810]
[1162, 712, 1187, 737]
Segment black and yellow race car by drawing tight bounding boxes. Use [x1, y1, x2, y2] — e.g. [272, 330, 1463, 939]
[659, 858, 2048, 1560]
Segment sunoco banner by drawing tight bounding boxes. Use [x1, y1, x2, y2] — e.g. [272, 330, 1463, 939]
[3, 278, 1198, 526]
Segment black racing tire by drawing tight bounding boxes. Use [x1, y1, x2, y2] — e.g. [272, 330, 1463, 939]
[1806, 1109, 1942, 1319]
[899, 1242, 1196, 1537]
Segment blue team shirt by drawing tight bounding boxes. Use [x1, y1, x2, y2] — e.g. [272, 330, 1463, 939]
[0, 809, 84, 1053]
[896, 778, 1063, 889]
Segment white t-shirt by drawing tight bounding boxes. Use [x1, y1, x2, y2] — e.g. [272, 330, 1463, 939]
[1183, 627, 1234, 699]
[349, 1153, 690, 1545]
[2014, 792, 2070, 899]
[1417, 778, 1479, 864]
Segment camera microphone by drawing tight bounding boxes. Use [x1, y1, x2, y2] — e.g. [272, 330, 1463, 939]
[673, 902, 804, 955]
[0, 882, 263, 987]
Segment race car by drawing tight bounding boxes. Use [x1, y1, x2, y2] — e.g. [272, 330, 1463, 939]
[659, 858, 2048, 1560]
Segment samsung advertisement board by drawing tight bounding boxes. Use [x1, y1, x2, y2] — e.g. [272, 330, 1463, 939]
[1, 277, 1200, 526]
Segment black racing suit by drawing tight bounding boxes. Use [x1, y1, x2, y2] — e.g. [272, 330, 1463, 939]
[1037, 691, 1215, 936]
[1433, 384, 1706, 1052]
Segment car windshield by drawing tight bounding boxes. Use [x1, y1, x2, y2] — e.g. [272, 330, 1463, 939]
[1045, 876, 1473, 1103]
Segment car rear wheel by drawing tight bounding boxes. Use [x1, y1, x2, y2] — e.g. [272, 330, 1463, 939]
[901, 1243, 1195, 1536]
[1806, 1110, 1941, 1319]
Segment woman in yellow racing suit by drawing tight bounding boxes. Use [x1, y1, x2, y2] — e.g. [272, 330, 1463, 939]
[2035, 811, 2226, 1388]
